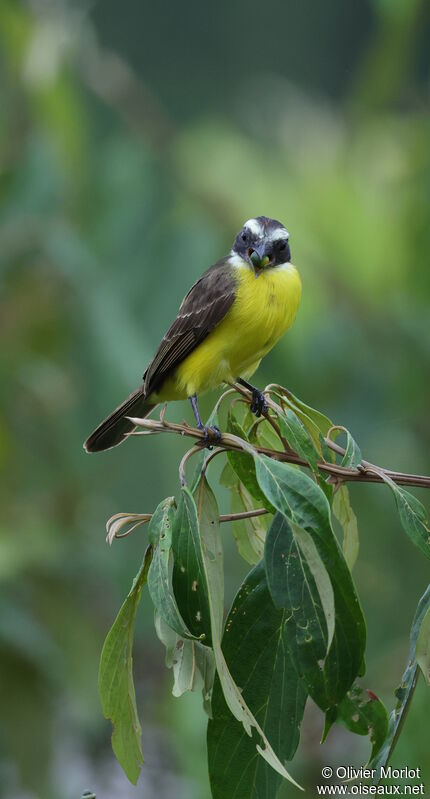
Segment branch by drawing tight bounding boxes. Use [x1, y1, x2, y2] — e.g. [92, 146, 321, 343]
[220, 508, 268, 523]
[127, 413, 430, 490]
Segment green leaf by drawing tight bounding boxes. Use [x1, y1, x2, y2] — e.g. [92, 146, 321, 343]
[172, 639, 198, 697]
[98, 545, 152, 785]
[219, 460, 236, 489]
[195, 640, 216, 716]
[265, 513, 337, 709]
[327, 426, 363, 469]
[207, 562, 307, 799]
[278, 406, 334, 499]
[340, 429, 362, 469]
[172, 488, 212, 644]
[288, 392, 333, 436]
[416, 605, 430, 685]
[193, 476, 224, 638]
[147, 497, 196, 640]
[230, 479, 268, 564]
[278, 407, 320, 473]
[256, 455, 366, 708]
[378, 473, 430, 559]
[336, 683, 388, 762]
[282, 390, 333, 450]
[154, 611, 215, 713]
[249, 416, 283, 452]
[222, 463, 268, 565]
[154, 610, 178, 668]
[186, 480, 303, 789]
[369, 584, 430, 777]
[226, 412, 274, 513]
[333, 485, 359, 571]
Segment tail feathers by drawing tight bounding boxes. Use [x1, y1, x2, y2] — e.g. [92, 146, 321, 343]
[84, 387, 156, 453]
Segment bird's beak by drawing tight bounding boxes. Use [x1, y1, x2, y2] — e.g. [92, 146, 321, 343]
[248, 244, 272, 276]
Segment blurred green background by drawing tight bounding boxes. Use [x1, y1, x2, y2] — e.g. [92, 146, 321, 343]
[1, 1, 430, 797]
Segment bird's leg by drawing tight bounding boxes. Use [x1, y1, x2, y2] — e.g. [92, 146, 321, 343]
[237, 378, 268, 417]
[189, 394, 221, 447]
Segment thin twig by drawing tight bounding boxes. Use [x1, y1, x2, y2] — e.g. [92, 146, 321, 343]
[201, 447, 224, 477]
[179, 444, 204, 486]
[220, 508, 268, 523]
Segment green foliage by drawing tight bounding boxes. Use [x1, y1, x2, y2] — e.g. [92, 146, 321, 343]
[278, 407, 320, 473]
[416, 606, 430, 686]
[265, 513, 337, 709]
[98, 545, 153, 785]
[336, 684, 388, 763]
[2, 2, 430, 794]
[226, 412, 275, 512]
[255, 455, 366, 708]
[378, 474, 430, 560]
[328, 426, 363, 469]
[189, 476, 300, 789]
[171, 487, 213, 644]
[369, 585, 430, 778]
[207, 561, 307, 799]
[220, 462, 267, 564]
[147, 497, 196, 639]
[333, 486, 360, 571]
[98, 388, 430, 796]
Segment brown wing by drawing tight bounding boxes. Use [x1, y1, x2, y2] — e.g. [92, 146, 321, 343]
[144, 258, 237, 396]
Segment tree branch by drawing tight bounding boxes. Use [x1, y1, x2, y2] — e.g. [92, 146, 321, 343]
[127, 412, 430, 490]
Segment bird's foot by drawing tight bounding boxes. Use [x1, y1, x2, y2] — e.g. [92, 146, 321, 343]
[250, 389, 268, 418]
[198, 424, 222, 449]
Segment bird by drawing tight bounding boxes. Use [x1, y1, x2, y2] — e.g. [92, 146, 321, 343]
[84, 216, 302, 453]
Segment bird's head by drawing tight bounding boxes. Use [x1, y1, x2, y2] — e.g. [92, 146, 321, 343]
[231, 216, 291, 276]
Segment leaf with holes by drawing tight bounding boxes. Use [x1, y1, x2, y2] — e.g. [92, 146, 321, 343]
[265, 512, 337, 710]
[256, 455, 366, 708]
[171, 489, 212, 644]
[188, 479, 303, 790]
[147, 497, 196, 640]
[336, 683, 388, 762]
[207, 561, 307, 799]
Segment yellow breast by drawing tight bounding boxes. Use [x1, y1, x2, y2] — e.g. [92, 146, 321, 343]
[227, 261, 302, 364]
[155, 261, 302, 400]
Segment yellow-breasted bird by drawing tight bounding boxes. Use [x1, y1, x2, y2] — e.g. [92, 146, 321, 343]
[84, 216, 301, 452]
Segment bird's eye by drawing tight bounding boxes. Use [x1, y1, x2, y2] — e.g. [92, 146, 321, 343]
[241, 231, 248, 243]
[278, 241, 286, 251]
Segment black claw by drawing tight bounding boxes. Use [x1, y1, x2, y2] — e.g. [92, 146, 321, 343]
[250, 389, 267, 418]
[200, 424, 222, 449]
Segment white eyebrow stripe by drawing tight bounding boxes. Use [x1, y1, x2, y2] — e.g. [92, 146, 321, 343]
[244, 218, 263, 236]
[268, 228, 289, 241]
